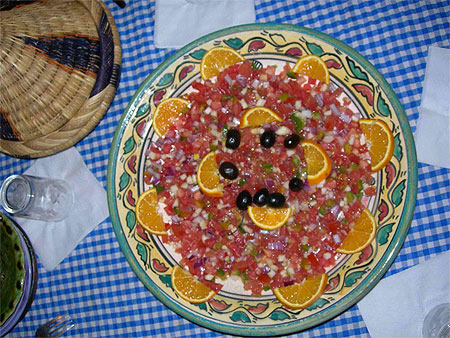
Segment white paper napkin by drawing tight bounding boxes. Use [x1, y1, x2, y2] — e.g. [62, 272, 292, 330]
[414, 46, 450, 169]
[358, 250, 450, 337]
[154, 0, 256, 49]
[18, 147, 109, 271]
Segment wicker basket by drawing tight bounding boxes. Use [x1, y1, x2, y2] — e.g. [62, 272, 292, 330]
[0, 0, 121, 158]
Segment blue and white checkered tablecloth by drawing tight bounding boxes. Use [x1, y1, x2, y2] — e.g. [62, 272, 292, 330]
[2, 1, 449, 337]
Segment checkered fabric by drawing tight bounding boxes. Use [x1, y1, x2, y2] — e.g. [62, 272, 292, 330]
[2, 1, 449, 337]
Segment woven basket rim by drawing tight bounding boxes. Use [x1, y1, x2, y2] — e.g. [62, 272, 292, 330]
[0, 0, 122, 158]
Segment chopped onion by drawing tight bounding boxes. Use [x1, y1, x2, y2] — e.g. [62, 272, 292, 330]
[224, 74, 233, 85]
[329, 103, 341, 116]
[174, 149, 184, 160]
[284, 280, 294, 287]
[336, 136, 346, 146]
[164, 137, 177, 144]
[301, 109, 312, 118]
[315, 93, 324, 107]
[265, 179, 275, 189]
[333, 234, 341, 244]
[148, 176, 160, 186]
[205, 229, 216, 238]
[154, 138, 164, 149]
[147, 167, 160, 179]
[303, 180, 310, 192]
[267, 242, 284, 250]
[193, 216, 203, 225]
[339, 113, 352, 123]
[308, 126, 317, 135]
[278, 236, 287, 243]
[256, 98, 266, 106]
[172, 214, 182, 223]
[330, 204, 340, 216]
[261, 265, 271, 274]
[330, 103, 352, 123]
[180, 165, 192, 173]
[322, 135, 334, 144]
[328, 82, 338, 92]
[166, 166, 175, 177]
[193, 257, 207, 268]
[236, 74, 248, 87]
[308, 223, 317, 231]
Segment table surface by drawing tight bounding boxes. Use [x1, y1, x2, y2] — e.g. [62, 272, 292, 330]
[2, 1, 449, 337]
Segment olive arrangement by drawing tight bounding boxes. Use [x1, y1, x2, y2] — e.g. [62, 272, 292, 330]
[218, 129, 305, 211]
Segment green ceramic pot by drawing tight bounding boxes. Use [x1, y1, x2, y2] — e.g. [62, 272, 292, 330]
[0, 213, 37, 335]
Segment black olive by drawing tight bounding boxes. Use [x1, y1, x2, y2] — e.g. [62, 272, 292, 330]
[284, 134, 301, 149]
[219, 162, 239, 180]
[253, 188, 270, 206]
[289, 177, 304, 192]
[225, 129, 241, 149]
[268, 192, 286, 208]
[236, 190, 252, 210]
[260, 130, 276, 148]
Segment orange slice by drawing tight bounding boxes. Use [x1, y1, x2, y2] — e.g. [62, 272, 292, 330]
[153, 97, 189, 137]
[359, 119, 394, 172]
[337, 208, 377, 254]
[196, 152, 223, 197]
[247, 206, 292, 230]
[240, 106, 283, 128]
[301, 140, 332, 185]
[171, 266, 216, 303]
[135, 188, 167, 235]
[273, 273, 328, 309]
[200, 46, 244, 80]
[292, 54, 330, 84]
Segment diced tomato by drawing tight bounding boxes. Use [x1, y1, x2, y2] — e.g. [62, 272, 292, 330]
[257, 274, 271, 285]
[142, 59, 375, 297]
[238, 60, 252, 78]
[365, 186, 376, 196]
[202, 280, 223, 293]
[244, 279, 264, 296]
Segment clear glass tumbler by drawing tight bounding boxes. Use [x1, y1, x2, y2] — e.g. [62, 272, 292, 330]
[422, 303, 450, 338]
[0, 174, 73, 222]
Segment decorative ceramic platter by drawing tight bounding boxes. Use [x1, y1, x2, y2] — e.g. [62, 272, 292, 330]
[107, 23, 417, 336]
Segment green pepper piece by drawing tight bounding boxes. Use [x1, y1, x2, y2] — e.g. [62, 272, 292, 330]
[279, 93, 289, 102]
[262, 163, 273, 173]
[346, 191, 355, 203]
[290, 113, 305, 132]
[238, 178, 247, 187]
[286, 71, 298, 79]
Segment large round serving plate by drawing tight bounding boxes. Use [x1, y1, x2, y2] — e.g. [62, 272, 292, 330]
[107, 23, 417, 336]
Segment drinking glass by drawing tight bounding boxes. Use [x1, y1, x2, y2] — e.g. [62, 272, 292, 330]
[422, 303, 450, 338]
[0, 174, 73, 222]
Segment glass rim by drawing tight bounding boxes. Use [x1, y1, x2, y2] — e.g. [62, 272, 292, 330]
[0, 175, 31, 214]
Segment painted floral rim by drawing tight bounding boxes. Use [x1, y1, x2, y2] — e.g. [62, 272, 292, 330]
[107, 23, 417, 336]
